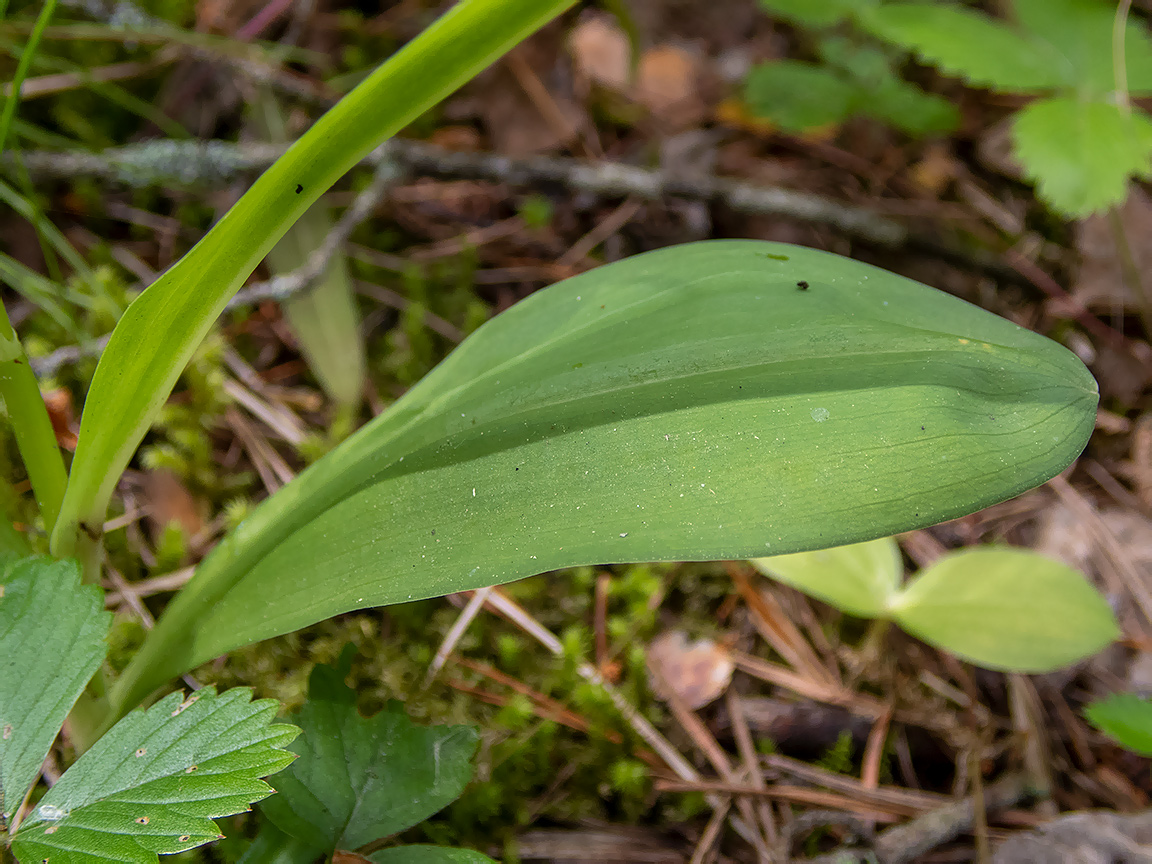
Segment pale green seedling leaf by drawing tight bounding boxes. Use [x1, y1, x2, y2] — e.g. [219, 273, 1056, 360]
[260, 658, 478, 851]
[50, 0, 576, 564]
[1012, 97, 1152, 217]
[110, 240, 1099, 717]
[1, 557, 108, 824]
[751, 536, 902, 618]
[757, 0, 870, 27]
[889, 547, 1118, 672]
[10, 688, 297, 864]
[861, 4, 1066, 91]
[744, 61, 857, 131]
[1084, 693, 1152, 756]
[369, 847, 497, 864]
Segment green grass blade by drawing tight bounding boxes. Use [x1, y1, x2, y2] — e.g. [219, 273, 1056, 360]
[50, 0, 576, 564]
[1, 557, 108, 826]
[0, 302, 68, 532]
[108, 240, 1098, 719]
[0, 0, 57, 155]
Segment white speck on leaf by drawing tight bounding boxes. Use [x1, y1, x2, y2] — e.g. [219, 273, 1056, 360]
[811, 407, 830, 422]
[38, 805, 67, 822]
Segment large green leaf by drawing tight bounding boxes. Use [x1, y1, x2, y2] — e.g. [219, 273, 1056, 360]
[10, 688, 297, 864]
[49, 0, 576, 564]
[889, 547, 1118, 671]
[260, 657, 478, 852]
[110, 240, 1097, 719]
[370, 848, 497, 864]
[1, 557, 108, 824]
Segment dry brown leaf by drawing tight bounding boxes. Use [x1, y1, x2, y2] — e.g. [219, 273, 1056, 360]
[1074, 187, 1152, 311]
[646, 630, 734, 709]
[41, 387, 77, 450]
[634, 44, 708, 130]
[143, 469, 206, 541]
[568, 14, 631, 92]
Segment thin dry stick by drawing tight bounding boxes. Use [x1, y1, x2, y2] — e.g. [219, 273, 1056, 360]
[726, 689, 780, 861]
[223, 377, 306, 445]
[103, 560, 155, 628]
[225, 406, 294, 493]
[1048, 474, 1152, 630]
[104, 567, 194, 608]
[423, 586, 493, 688]
[557, 197, 642, 267]
[689, 798, 731, 864]
[655, 780, 907, 820]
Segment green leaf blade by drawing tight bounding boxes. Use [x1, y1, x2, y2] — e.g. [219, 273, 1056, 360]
[1, 557, 109, 823]
[11, 688, 297, 863]
[260, 661, 479, 851]
[114, 240, 1098, 715]
[1012, 97, 1152, 217]
[751, 536, 902, 618]
[1085, 694, 1152, 755]
[862, 3, 1067, 91]
[889, 547, 1119, 672]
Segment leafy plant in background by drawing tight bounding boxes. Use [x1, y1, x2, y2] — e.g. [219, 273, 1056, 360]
[746, 1, 958, 136]
[0, 0, 1108, 860]
[860, 0, 1152, 217]
[751, 0, 1152, 217]
[752, 537, 1118, 671]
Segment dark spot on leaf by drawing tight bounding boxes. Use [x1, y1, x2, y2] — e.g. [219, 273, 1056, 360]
[135, 748, 146, 757]
[136, 816, 149, 825]
[295, 184, 303, 194]
[759, 253, 789, 261]
[13, 359, 21, 364]
[921, 426, 925, 431]
[186, 765, 197, 773]
[179, 835, 191, 843]
[3, 724, 11, 739]
[796, 281, 809, 290]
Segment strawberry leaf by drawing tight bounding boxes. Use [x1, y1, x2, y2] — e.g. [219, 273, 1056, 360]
[10, 688, 296, 864]
[1, 557, 109, 825]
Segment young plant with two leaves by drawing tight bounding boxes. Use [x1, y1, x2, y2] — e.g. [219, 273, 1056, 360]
[0, 0, 1113, 860]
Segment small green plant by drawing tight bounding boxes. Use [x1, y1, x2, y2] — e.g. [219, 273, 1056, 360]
[251, 649, 493, 864]
[1085, 693, 1152, 756]
[860, 0, 1152, 217]
[752, 537, 1119, 671]
[747, 1, 958, 135]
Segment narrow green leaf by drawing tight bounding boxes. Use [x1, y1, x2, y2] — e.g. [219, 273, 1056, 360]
[50, 0, 576, 562]
[1085, 693, 1152, 756]
[751, 536, 902, 618]
[1, 557, 108, 824]
[252, 90, 366, 408]
[1011, 97, 1152, 217]
[369, 847, 497, 864]
[743, 62, 857, 131]
[110, 240, 1098, 717]
[10, 688, 297, 864]
[889, 547, 1119, 672]
[260, 659, 479, 851]
[861, 3, 1066, 91]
